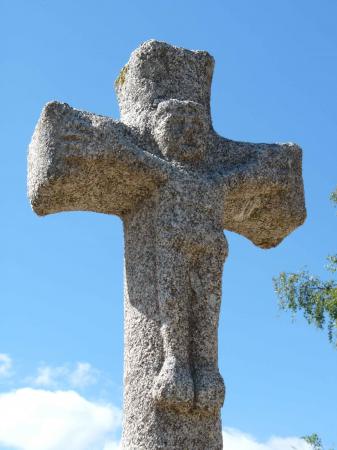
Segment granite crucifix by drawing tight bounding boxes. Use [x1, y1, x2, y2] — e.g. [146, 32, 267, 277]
[28, 40, 306, 449]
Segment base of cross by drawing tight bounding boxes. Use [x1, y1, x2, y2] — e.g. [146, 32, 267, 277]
[123, 199, 223, 449]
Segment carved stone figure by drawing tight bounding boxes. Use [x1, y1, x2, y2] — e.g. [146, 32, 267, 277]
[28, 40, 306, 449]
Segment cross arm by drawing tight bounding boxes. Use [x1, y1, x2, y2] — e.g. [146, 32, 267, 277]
[213, 137, 306, 249]
[28, 101, 169, 217]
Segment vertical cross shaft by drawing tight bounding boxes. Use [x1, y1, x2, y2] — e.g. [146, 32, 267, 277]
[28, 40, 305, 449]
[123, 197, 224, 448]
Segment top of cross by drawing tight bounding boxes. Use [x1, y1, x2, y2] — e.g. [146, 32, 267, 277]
[115, 40, 214, 129]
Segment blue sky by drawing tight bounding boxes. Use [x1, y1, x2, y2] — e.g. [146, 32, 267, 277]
[1, 0, 336, 448]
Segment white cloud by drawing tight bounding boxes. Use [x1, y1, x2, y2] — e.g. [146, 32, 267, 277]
[33, 362, 99, 389]
[222, 427, 312, 450]
[0, 354, 12, 378]
[0, 388, 121, 450]
[34, 366, 67, 388]
[103, 441, 121, 450]
[68, 363, 99, 388]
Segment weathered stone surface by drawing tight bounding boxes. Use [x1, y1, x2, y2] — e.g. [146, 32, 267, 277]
[28, 40, 306, 449]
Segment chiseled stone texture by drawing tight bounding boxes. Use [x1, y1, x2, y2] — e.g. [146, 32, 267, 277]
[28, 40, 306, 449]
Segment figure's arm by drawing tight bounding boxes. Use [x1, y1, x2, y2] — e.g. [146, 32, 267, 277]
[214, 137, 306, 249]
[28, 102, 169, 217]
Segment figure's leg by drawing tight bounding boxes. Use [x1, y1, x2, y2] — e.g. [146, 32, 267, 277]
[190, 234, 228, 414]
[152, 242, 194, 413]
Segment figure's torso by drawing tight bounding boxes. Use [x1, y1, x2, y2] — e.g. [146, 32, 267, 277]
[155, 176, 226, 254]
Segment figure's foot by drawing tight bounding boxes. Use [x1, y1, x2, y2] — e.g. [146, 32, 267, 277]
[152, 357, 194, 413]
[194, 366, 225, 414]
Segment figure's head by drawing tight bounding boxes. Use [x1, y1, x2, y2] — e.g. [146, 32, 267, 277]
[153, 99, 209, 162]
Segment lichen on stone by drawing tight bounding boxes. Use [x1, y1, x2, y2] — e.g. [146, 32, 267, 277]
[115, 64, 128, 88]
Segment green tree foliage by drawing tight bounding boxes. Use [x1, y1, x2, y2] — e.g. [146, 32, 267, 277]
[303, 434, 323, 450]
[331, 189, 337, 205]
[303, 433, 335, 450]
[273, 189, 337, 346]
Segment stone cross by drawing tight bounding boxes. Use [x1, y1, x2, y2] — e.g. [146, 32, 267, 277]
[28, 40, 306, 449]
